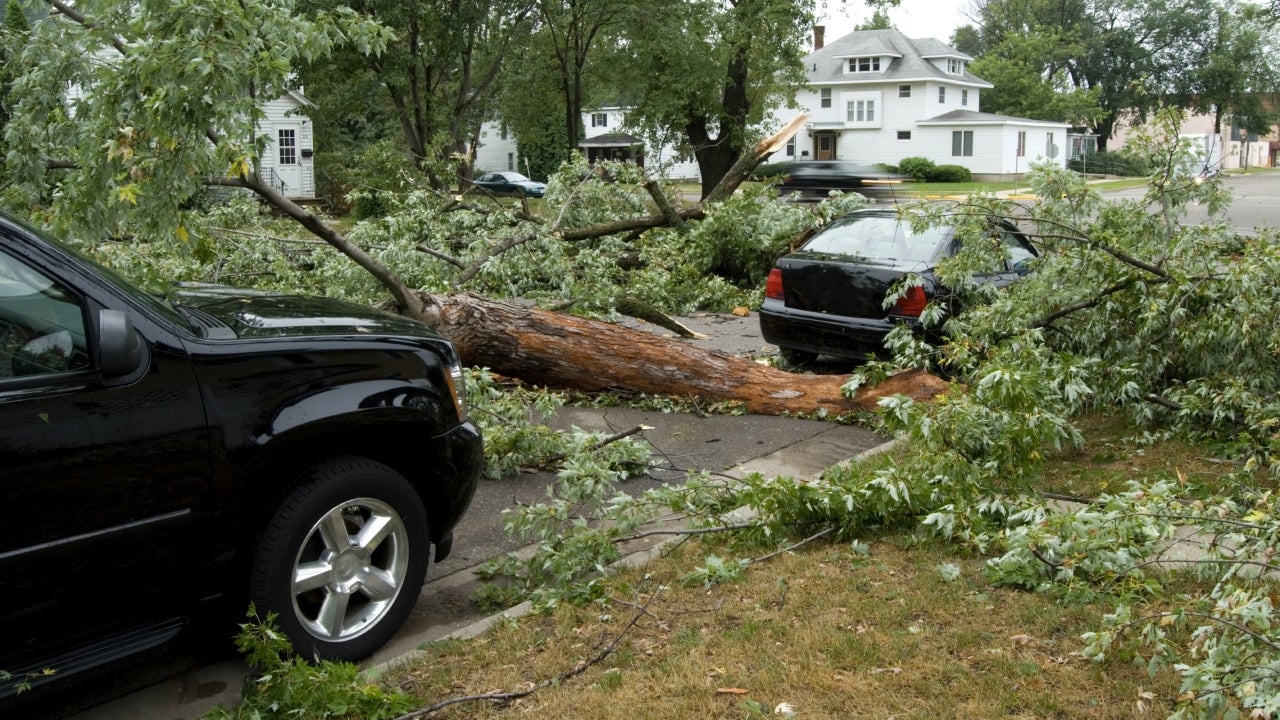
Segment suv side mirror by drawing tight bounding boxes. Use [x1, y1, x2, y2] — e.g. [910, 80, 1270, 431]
[98, 309, 146, 378]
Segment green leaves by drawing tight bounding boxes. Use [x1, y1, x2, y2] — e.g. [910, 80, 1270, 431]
[204, 607, 413, 720]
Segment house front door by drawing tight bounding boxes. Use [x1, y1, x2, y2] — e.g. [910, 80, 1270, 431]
[815, 132, 836, 160]
[273, 124, 302, 195]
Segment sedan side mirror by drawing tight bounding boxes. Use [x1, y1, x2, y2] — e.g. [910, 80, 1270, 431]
[98, 309, 146, 378]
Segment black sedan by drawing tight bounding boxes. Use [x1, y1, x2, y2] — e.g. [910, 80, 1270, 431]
[773, 161, 909, 201]
[472, 171, 547, 198]
[759, 209, 1036, 363]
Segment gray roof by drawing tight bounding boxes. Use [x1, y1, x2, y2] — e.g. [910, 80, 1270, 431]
[917, 109, 1069, 127]
[805, 29, 992, 89]
[580, 132, 643, 147]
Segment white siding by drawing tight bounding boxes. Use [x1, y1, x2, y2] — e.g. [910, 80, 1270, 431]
[473, 114, 703, 182]
[474, 121, 518, 174]
[258, 94, 316, 199]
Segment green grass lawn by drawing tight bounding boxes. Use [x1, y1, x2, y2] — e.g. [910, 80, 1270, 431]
[386, 414, 1223, 719]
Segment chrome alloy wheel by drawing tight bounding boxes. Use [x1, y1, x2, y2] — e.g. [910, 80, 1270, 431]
[289, 497, 410, 642]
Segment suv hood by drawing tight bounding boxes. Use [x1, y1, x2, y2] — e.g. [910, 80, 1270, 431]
[166, 283, 444, 340]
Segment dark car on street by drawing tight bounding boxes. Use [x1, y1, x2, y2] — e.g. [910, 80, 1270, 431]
[0, 211, 483, 698]
[472, 171, 547, 198]
[760, 208, 1037, 363]
[772, 161, 910, 202]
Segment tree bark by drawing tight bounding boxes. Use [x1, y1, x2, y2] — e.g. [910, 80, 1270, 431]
[425, 293, 948, 415]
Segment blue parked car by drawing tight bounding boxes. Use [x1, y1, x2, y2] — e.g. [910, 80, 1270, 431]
[472, 171, 547, 198]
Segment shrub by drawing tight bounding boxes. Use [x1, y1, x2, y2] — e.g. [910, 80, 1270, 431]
[752, 162, 791, 180]
[1067, 150, 1150, 177]
[897, 156, 936, 182]
[925, 164, 972, 183]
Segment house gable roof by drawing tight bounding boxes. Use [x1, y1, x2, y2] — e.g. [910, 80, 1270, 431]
[805, 29, 993, 89]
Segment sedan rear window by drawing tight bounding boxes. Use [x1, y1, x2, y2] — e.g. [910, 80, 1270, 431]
[802, 215, 947, 264]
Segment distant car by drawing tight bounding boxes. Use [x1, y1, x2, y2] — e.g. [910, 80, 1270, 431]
[759, 208, 1037, 363]
[772, 161, 910, 201]
[0, 211, 483, 698]
[472, 171, 547, 198]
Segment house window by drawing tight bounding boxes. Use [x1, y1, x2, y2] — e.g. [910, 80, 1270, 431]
[947, 58, 964, 74]
[786, 137, 795, 157]
[820, 88, 832, 108]
[952, 130, 973, 157]
[1046, 132, 1056, 156]
[847, 56, 881, 72]
[961, 89, 969, 106]
[846, 99, 875, 123]
[507, 152, 514, 170]
[899, 84, 912, 98]
[938, 87, 946, 103]
[277, 129, 296, 165]
[897, 131, 911, 140]
[1017, 131, 1027, 157]
[591, 113, 608, 128]
[500, 124, 508, 140]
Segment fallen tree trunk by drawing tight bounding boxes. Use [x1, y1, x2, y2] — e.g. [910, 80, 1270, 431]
[428, 293, 948, 415]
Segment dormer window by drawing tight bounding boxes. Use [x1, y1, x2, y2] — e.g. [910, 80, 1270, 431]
[847, 56, 881, 73]
[947, 58, 965, 74]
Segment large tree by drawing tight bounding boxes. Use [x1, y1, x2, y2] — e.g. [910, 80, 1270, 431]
[298, 0, 536, 184]
[955, 0, 1210, 149]
[1178, 0, 1280, 137]
[532, 0, 631, 159]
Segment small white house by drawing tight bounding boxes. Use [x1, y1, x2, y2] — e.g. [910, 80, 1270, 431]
[769, 28, 1070, 180]
[257, 90, 317, 200]
[474, 105, 701, 181]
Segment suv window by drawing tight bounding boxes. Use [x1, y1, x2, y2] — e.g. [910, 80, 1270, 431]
[0, 249, 90, 378]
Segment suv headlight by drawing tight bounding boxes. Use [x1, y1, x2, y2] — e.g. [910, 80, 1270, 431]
[444, 361, 468, 421]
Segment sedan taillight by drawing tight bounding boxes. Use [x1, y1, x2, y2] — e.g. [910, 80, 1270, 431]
[892, 285, 927, 317]
[765, 268, 784, 300]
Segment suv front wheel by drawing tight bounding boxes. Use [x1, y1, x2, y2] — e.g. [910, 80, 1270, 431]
[250, 457, 430, 661]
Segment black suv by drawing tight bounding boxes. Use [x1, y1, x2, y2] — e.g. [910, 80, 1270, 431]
[0, 212, 482, 696]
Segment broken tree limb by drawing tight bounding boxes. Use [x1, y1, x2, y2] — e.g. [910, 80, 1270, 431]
[615, 295, 707, 339]
[702, 114, 808, 205]
[426, 293, 948, 415]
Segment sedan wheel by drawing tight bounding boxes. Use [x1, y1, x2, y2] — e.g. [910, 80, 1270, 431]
[251, 457, 430, 661]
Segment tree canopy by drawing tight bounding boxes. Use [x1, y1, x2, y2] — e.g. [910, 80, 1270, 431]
[953, 0, 1253, 149]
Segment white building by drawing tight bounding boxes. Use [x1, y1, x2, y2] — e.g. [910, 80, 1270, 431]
[770, 28, 1070, 179]
[257, 90, 318, 200]
[473, 105, 701, 181]
[1110, 110, 1274, 171]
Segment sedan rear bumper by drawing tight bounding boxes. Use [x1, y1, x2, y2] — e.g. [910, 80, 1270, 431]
[759, 299, 906, 361]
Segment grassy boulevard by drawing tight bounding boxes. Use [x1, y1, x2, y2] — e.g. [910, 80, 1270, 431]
[382, 415, 1227, 719]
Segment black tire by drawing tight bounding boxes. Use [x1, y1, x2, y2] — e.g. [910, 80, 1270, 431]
[250, 457, 429, 661]
[778, 347, 819, 366]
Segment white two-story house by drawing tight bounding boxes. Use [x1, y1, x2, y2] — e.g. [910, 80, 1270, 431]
[774, 28, 1069, 179]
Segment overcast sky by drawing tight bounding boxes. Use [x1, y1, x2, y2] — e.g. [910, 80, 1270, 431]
[817, 0, 973, 46]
